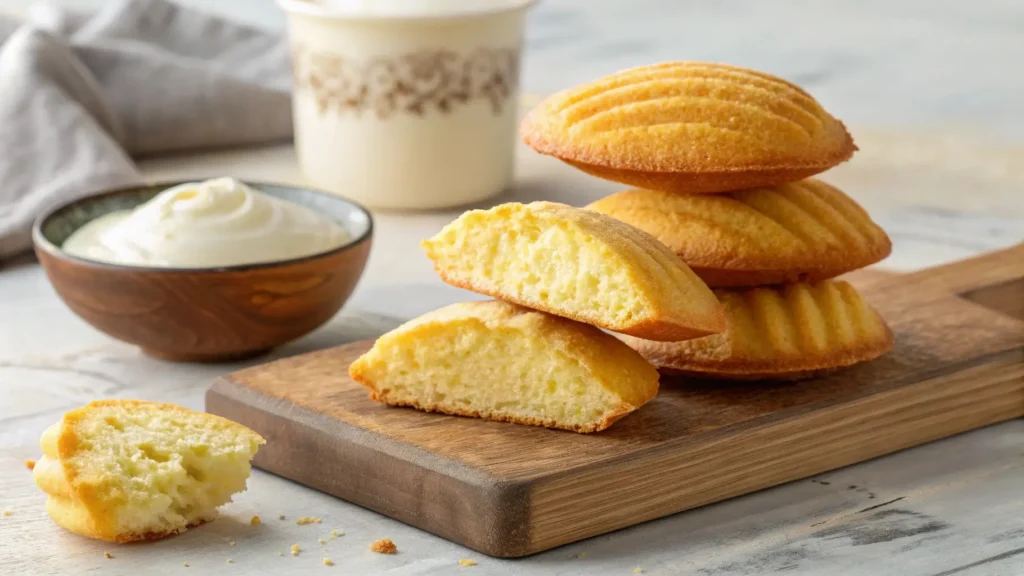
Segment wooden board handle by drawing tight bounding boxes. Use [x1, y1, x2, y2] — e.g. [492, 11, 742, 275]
[897, 242, 1024, 295]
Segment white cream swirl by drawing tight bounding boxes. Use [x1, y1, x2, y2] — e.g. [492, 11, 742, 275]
[62, 178, 352, 268]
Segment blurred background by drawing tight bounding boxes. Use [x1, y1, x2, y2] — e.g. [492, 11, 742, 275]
[3, 0, 1021, 270]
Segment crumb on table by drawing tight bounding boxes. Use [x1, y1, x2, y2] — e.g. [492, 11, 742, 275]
[226, 559, 233, 564]
[633, 568, 643, 574]
[279, 514, 286, 520]
[330, 529, 344, 539]
[459, 558, 477, 567]
[228, 540, 236, 547]
[25, 459, 36, 470]
[318, 538, 326, 545]
[277, 552, 283, 557]
[104, 552, 113, 559]
[296, 516, 322, 525]
[291, 544, 301, 556]
[370, 538, 397, 554]
[2, 511, 11, 517]
[323, 558, 334, 566]
[183, 562, 189, 568]
[250, 515, 261, 526]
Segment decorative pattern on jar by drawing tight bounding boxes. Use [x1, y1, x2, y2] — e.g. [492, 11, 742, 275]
[292, 44, 521, 119]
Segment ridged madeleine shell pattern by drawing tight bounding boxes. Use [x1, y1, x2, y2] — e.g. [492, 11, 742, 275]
[586, 179, 891, 287]
[619, 280, 894, 380]
[521, 62, 856, 194]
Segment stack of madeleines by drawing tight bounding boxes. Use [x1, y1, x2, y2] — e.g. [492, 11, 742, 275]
[352, 61, 895, 433]
[351, 201, 728, 433]
[522, 61, 895, 380]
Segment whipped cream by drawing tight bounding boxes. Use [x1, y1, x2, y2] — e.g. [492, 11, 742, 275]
[62, 178, 351, 268]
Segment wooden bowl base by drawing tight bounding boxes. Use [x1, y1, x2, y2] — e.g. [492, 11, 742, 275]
[142, 347, 272, 364]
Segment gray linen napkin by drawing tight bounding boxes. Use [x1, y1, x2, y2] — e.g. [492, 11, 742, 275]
[0, 0, 292, 259]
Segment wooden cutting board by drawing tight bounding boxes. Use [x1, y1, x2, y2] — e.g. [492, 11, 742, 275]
[206, 245, 1024, 558]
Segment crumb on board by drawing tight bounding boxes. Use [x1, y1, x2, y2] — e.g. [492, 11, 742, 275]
[25, 459, 36, 470]
[104, 552, 113, 559]
[459, 558, 477, 567]
[296, 516, 322, 525]
[323, 558, 335, 566]
[279, 515, 286, 520]
[633, 568, 643, 574]
[291, 544, 301, 556]
[250, 515, 261, 526]
[370, 538, 397, 554]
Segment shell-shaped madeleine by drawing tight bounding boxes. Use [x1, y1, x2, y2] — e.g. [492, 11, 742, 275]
[421, 201, 726, 342]
[522, 62, 856, 194]
[619, 281, 894, 380]
[349, 300, 660, 433]
[587, 179, 891, 287]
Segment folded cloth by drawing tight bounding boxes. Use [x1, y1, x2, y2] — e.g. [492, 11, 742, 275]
[0, 0, 292, 259]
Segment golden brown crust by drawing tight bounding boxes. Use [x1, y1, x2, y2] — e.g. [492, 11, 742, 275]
[348, 300, 658, 433]
[619, 281, 894, 380]
[366, 390, 634, 434]
[422, 201, 726, 342]
[37, 399, 262, 543]
[587, 180, 892, 287]
[522, 62, 856, 194]
[564, 160, 845, 196]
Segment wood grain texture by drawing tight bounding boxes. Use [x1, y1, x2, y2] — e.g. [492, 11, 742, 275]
[206, 247, 1024, 557]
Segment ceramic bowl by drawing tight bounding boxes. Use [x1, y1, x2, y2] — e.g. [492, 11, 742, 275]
[32, 181, 373, 362]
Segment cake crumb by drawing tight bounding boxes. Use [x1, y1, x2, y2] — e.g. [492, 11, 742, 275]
[574, 552, 586, 559]
[104, 552, 113, 559]
[296, 516, 322, 525]
[323, 558, 335, 566]
[183, 562, 189, 568]
[277, 552, 283, 557]
[330, 529, 344, 538]
[25, 459, 36, 470]
[370, 538, 397, 554]
[459, 558, 477, 567]
[226, 559, 233, 564]
[318, 539, 326, 545]
[250, 515, 261, 526]
[2, 511, 11, 517]
[291, 544, 301, 556]
[279, 514, 286, 520]
[228, 540, 236, 547]
[633, 568, 643, 574]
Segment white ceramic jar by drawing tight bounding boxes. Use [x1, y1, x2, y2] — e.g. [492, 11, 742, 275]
[279, 0, 533, 210]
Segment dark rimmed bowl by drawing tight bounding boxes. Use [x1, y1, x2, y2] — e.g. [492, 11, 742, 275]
[32, 181, 373, 363]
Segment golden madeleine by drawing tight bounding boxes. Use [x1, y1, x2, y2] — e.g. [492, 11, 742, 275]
[33, 400, 264, 542]
[521, 62, 856, 194]
[350, 301, 660, 433]
[619, 281, 893, 380]
[587, 179, 891, 287]
[421, 201, 726, 342]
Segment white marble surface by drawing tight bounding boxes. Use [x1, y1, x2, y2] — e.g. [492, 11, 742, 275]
[2, 1, 1024, 575]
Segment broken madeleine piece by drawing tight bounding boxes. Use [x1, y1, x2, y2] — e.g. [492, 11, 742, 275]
[619, 281, 893, 380]
[421, 201, 725, 342]
[349, 301, 660, 433]
[33, 400, 264, 542]
[587, 179, 891, 287]
[521, 62, 856, 194]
